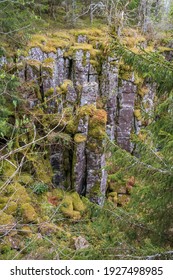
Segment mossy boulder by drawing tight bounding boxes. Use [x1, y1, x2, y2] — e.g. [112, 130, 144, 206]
[20, 226, 33, 237]
[18, 173, 34, 186]
[117, 194, 130, 206]
[5, 183, 31, 204]
[5, 201, 18, 215]
[1, 160, 16, 179]
[60, 193, 85, 220]
[20, 203, 38, 223]
[28, 32, 73, 53]
[71, 192, 86, 212]
[60, 195, 81, 220]
[0, 213, 15, 233]
[39, 222, 58, 236]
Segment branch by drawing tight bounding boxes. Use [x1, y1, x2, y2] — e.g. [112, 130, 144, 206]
[0, 24, 31, 35]
[146, 251, 173, 260]
[0, 112, 65, 162]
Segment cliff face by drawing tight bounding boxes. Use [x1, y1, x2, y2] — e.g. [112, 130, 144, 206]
[1, 29, 155, 203]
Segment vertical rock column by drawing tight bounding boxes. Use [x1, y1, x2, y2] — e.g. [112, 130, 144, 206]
[116, 80, 136, 152]
[72, 49, 107, 201]
[86, 108, 107, 204]
[101, 57, 119, 141]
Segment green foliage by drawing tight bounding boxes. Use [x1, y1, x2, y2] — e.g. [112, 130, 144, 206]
[111, 39, 173, 94]
[0, 71, 20, 138]
[31, 182, 49, 195]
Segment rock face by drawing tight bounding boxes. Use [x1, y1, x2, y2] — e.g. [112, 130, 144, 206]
[12, 31, 154, 203]
[117, 80, 136, 152]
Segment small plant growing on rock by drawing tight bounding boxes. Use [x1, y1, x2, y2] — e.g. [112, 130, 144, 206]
[31, 182, 49, 195]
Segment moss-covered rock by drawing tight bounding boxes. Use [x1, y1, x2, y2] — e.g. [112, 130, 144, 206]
[39, 222, 58, 236]
[88, 109, 107, 140]
[5, 201, 18, 215]
[20, 226, 33, 237]
[117, 194, 130, 206]
[28, 32, 73, 53]
[60, 193, 85, 220]
[74, 133, 87, 143]
[0, 213, 15, 233]
[71, 192, 86, 212]
[20, 203, 38, 223]
[5, 183, 31, 204]
[18, 173, 34, 186]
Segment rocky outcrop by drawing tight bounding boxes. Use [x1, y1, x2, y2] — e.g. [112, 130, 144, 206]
[116, 80, 136, 152]
[10, 30, 155, 203]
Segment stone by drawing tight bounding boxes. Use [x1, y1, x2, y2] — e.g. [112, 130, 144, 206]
[117, 194, 130, 206]
[13, 33, 146, 204]
[74, 50, 90, 85]
[0, 56, 7, 68]
[80, 82, 98, 106]
[28, 47, 47, 61]
[116, 80, 136, 151]
[73, 141, 86, 194]
[74, 236, 89, 250]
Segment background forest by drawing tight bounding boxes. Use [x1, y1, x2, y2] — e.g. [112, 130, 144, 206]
[0, 0, 173, 260]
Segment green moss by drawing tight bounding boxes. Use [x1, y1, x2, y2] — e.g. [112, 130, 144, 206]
[117, 194, 130, 206]
[21, 203, 38, 223]
[108, 191, 118, 198]
[45, 87, 54, 97]
[27, 59, 41, 71]
[59, 80, 73, 94]
[87, 140, 101, 152]
[39, 112, 65, 130]
[5, 183, 31, 204]
[88, 127, 106, 140]
[5, 201, 18, 215]
[138, 86, 148, 97]
[157, 46, 173, 52]
[0, 197, 8, 204]
[28, 32, 73, 53]
[134, 109, 142, 121]
[60, 195, 81, 220]
[66, 119, 78, 134]
[88, 182, 101, 200]
[43, 57, 54, 64]
[20, 226, 33, 237]
[90, 59, 99, 67]
[60, 193, 86, 220]
[67, 43, 101, 59]
[71, 28, 105, 37]
[108, 191, 118, 204]
[47, 132, 72, 145]
[1, 160, 16, 179]
[134, 72, 144, 86]
[121, 28, 145, 49]
[74, 133, 87, 143]
[0, 213, 15, 232]
[77, 104, 96, 118]
[39, 222, 58, 235]
[18, 173, 34, 185]
[88, 109, 107, 140]
[26, 154, 52, 184]
[71, 192, 86, 212]
[70, 28, 107, 48]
